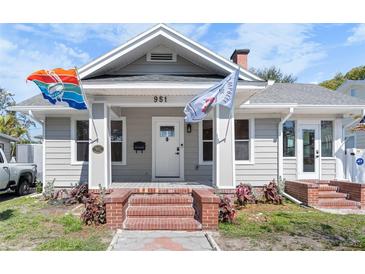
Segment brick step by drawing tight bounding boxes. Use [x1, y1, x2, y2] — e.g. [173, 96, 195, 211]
[318, 199, 361, 209]
[129, 194, 193, 205]
[131, 188, 193, 194]
[318, 191, 348, 199]
[318, 185, 338, 192]
[127, 205, 195, 217]
[124, 217, 202, 230]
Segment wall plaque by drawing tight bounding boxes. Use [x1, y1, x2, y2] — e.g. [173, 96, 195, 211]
[92, 145, 104, 154]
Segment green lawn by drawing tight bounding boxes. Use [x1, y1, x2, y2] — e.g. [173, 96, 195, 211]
[0, 194, 113, 251]
[216, 202, 365, 251]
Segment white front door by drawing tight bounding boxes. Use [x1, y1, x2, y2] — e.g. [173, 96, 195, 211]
[152, 117, 184, 180]
[298, 124, 320, 179]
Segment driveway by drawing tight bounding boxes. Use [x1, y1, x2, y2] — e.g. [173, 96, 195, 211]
[109, 230, 217, 251]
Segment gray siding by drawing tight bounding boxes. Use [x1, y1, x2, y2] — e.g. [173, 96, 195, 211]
[283, 158, 297, 181]
[108, 55, 212, 75]
[355, 132, 365, 149]
[45, 117, 88, 187]
[0, 137, 12, 161]
[112, 107, 212, 183]
[321, 158, 336, 180]
[235, 118, 279, 186]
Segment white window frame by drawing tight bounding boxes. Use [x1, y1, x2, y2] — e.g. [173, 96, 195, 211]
[198, 120, 213, 165]
[234, 118, 255, 165]
[283, 120, 296, 159]
[320, 119, 335, 159]
[110, 117, 127, 166]
[71, 117, 89, 165]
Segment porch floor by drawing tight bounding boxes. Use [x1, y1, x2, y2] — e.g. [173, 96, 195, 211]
[111, 182, 213, 189]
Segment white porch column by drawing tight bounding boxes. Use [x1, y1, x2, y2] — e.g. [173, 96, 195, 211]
[335, 118, 345, 180]
[213, 105, 235, 188]
[88, 103, 111, 189]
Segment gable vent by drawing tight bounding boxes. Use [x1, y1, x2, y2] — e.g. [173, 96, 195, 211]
[147, 52, 177, 62]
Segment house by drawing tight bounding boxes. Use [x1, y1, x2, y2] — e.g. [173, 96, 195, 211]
[0, 133, 19, 161]
[337, 80, 365, 149]
[11, 24, 365, 191]
[11, 24, 365, 229]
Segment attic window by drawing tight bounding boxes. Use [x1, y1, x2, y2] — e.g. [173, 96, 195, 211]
[147, 52, 177, 62]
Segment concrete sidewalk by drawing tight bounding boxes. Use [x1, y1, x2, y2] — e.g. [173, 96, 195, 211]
[109, 230, 217, 251]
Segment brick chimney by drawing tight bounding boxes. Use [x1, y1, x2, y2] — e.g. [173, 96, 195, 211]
[230, 49, 250, 70]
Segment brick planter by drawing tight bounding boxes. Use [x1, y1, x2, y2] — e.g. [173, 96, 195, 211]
[104, 189, 132, 229]
[192, 189, 220, 230]
[329, 180, 365, 209]
[285, 180, 319, 206]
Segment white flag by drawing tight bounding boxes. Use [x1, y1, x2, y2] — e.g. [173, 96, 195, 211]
[184, 70, 239, 123]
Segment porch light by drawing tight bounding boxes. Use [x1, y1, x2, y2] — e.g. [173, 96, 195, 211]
[187, 123, 192, 133]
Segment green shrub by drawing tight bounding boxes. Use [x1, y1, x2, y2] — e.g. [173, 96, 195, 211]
[35, 181, 43, 193]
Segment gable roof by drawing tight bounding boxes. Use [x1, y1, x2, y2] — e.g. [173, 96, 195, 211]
[244, 83, 365, 106]
[78, 24, 262, 82]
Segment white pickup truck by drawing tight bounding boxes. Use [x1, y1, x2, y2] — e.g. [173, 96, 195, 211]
[0, 148, 37, 195]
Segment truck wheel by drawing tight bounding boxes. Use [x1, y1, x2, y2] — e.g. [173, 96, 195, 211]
[16, 178, 31, 196]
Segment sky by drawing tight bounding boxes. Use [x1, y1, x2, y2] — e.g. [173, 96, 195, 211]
[1, 23, 365, 136]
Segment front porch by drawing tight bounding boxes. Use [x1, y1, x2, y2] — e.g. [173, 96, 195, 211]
[87, 102, 238, 190]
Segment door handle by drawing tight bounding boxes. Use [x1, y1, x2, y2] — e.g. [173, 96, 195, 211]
[175, 152, 180, 155]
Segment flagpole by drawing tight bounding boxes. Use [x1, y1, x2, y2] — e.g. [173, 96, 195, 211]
[74, 67, 98, 143]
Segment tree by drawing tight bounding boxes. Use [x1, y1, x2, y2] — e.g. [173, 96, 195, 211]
[319, 73, 346, 90]
[319, 66, 365, 90]
[0, 87, 35, 141]
[250, 66, 297, 83]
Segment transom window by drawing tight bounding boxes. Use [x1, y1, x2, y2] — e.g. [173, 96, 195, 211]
[235, 119, 250, 161]
[76, 120, 89, 162]
[321, 120, 333, 157]
[111, 120, 126, 163]
[202, 120, 213, 162]
[283, 120, 295, 157]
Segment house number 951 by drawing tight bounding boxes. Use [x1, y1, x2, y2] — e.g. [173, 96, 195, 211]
[153, 96, 167, 103]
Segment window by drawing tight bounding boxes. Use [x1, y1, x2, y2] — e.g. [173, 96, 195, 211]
[235, 119, 250, 161]
[76, 120, 89, 162]
[201, 120, 213, 162]
[321, 120, 333, 157]
[111, 119, 126, 163]
[283, 120, 295, 157]
[350, 89, 356, 97]
[160, 126, 175, 137]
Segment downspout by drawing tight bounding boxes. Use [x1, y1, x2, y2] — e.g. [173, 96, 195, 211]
[277, 107, 303, 205]
[278, 107, 294, 180]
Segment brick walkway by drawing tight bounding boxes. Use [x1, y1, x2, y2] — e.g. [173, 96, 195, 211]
[109, 230, 216, 251]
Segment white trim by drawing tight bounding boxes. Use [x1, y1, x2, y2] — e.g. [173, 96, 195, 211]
[110, 117, 127, 166]
[198, 120, 213, 166]
[297, 120, 321, 180]
[234, 118, 255, 165]
[151, 117, 184, 181]
[42, 116, 46, 190]
[71, 116, 89, 165]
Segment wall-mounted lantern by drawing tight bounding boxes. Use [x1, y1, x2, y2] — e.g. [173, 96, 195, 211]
[187, 123, 192, 133]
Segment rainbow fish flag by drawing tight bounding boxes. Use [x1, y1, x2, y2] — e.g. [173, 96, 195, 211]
[27, 68, 87, 110]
